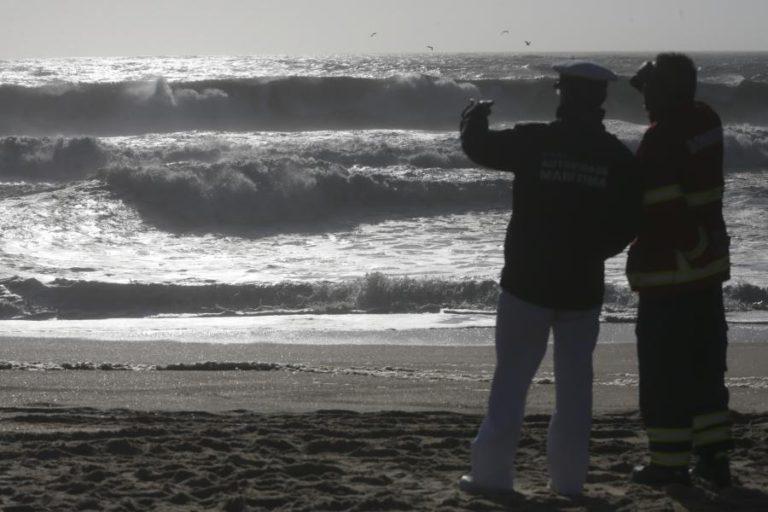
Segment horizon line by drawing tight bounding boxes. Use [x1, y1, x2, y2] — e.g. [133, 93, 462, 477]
[2, 50, 767, 60]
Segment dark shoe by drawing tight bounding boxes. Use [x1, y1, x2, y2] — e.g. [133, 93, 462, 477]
[631, 464, 691, 486]
[692, 455, 732, 488]
[458, 474, 516, 496]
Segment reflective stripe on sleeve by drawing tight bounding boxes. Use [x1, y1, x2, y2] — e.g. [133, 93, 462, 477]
[643, 184, 684, 206]
[627, 256, 730, 288]
[686, 186, 724, 207]
[682, 226, 709, 261]
[687, 127, 723, 154]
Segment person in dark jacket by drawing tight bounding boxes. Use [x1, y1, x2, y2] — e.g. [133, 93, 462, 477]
[627, 53, 733, 488]
[458, 61, 640, 496]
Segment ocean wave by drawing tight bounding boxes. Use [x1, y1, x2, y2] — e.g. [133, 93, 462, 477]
[607, 123, 768, 170]
[98, 159, 511, 228]
[0, 122, 765, 185]
[720, 125, 768, 169]
[2, 76, 767, 136]
[0, 76, 476, 135]
[0, 136, 107, 180]
[0, 273, 501, 320]
[0, 274, 765, 321]
[0, 132, 472, 181]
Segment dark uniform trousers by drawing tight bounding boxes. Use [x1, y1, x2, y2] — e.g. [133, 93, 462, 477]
[636, 285, 733, 467]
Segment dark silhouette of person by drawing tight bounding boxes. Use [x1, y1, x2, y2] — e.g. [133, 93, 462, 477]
[627, 53, 733, 488]
[458, 61, 641, 496]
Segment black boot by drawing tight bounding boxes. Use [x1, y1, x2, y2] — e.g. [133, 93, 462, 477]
[692, 453, 732, 488]
[631, 464, 691, 486]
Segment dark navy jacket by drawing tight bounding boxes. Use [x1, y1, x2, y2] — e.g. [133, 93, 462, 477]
[461, 110, 640, 310]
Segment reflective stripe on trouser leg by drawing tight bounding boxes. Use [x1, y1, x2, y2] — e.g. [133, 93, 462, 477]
[647, 427, 692, 468]
[471, 290, 552, 489]
[693, 410, 733, 454]
[636, 294, 697, 468]
[546, 305, 600, 495]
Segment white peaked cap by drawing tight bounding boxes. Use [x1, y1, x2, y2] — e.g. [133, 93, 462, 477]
[552, 61, 618, 82]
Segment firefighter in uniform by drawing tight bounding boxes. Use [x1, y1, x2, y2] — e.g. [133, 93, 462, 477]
[457, 61, 641, 496]
[627, 53, 733, 487]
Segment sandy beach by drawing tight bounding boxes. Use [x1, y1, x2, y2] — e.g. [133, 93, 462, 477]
[1, 327, 768, 511]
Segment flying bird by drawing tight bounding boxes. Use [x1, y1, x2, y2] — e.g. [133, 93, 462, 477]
[500, 30, 510, 35]
[370, 32, 377, 38]
[524, 40, 532, 46]
[426, 45, 434, 51]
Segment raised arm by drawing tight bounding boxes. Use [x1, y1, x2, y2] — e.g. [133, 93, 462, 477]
[460, 100, 537, 172]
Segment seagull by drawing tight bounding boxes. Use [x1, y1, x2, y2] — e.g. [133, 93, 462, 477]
[500, 30, 510, 35]
[426, 45, 434, 51]
[524, 40, 532, 46]
[370, 32, 377, 38]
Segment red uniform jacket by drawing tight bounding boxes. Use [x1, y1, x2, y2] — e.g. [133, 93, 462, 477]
[626, 101, 730, 294]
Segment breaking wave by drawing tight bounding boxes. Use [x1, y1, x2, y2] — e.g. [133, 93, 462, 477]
[0, 273, 500, 319]
[0, 123, 765, 186]
[2, 76, 768, 136]
[0, 274, 765, 321]
[0, 137, 107, 180]
[98, 160, 511, 228]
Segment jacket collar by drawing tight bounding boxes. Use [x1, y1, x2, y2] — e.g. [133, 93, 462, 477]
[555, 106, 606, 130]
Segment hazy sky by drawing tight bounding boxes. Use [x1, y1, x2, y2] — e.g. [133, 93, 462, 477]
[0, 0, 766, 58]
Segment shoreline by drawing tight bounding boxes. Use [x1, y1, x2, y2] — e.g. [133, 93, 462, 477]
[1, 338, 766, 414]
[0, 314, 766, 345]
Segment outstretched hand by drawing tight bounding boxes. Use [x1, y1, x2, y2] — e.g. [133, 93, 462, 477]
[461, 99, 495, 120]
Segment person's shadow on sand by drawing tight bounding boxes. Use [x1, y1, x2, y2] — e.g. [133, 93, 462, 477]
[463, 481, 768, 511]
[668, 482, 768, 512]
[465, 491, 618, 511]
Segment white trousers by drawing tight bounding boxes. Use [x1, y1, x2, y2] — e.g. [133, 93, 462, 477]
[470, 290, 600, 495]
